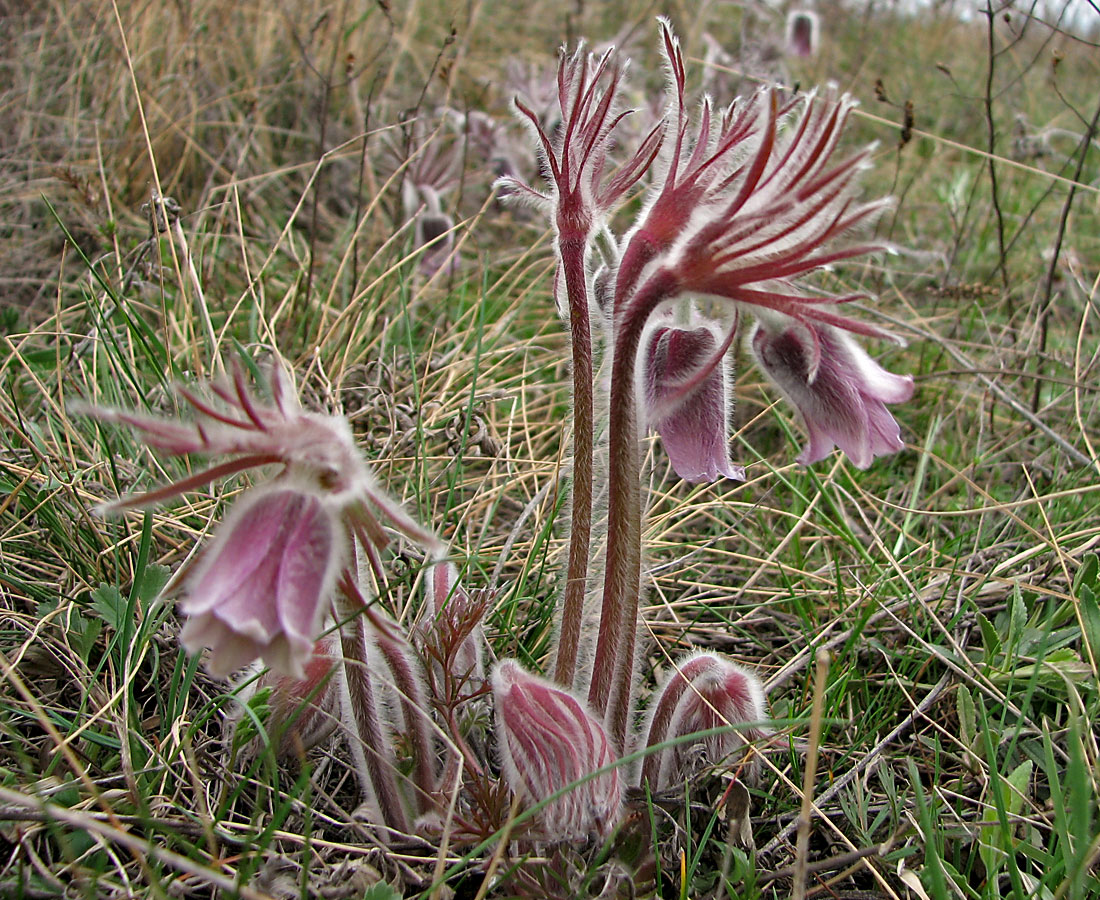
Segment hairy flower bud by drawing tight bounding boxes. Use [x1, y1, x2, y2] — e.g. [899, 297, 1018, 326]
[492, 660, 622, 841]
[640, 653, 767, 792]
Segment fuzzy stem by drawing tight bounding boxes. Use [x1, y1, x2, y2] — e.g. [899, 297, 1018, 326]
[587, 269, 677, 748]
[345, 575, 438, 816]
[553, 235, 595, 689]
[339, 613, 409, 833]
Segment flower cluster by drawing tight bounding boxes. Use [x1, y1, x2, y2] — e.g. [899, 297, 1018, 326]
[82, 19, 912, 853]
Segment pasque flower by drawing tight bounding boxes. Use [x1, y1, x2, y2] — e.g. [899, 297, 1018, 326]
[84, 363, 444, 679]
[179, 483, 342, 678]
[751, 320, 914, 467]
[229, 631, 341, 761]
[641, 314, 745, 483]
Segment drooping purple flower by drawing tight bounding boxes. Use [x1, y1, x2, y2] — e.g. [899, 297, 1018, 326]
[750, 320, 914, 468]
[402, 180, 458, 277]
[786, 11, 820, 59]
[492, 660, 622, 841]
[641, 315, 745, 483]
[180, 484, 342, 679]
[82, 363, 445, 679]
[640, 652, 767, 792]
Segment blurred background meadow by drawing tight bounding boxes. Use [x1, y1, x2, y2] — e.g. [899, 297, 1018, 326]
[1, 0, 1099, 897]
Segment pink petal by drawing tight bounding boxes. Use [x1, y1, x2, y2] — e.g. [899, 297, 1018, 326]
[181, 486, 340, 679]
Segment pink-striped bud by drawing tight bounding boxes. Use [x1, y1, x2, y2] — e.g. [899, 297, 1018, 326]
[640, 652, 767, 791]
[492, 660, 622, 841]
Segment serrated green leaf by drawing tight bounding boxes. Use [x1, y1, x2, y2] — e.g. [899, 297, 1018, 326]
[977, 612, 1001, 661]
[137, 564, 171, 603]
[90, 583, 126, 631]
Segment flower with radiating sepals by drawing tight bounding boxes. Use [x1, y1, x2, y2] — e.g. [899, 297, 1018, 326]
[492, 660, 621, 841]
[750, 320, 914, 468]
[641, 315, 745, 483]
[82, 362, 444, 679]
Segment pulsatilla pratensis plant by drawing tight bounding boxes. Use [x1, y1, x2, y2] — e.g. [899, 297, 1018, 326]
[83, 19, 911, 851]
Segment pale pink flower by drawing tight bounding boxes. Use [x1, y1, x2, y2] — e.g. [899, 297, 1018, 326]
[492, 660, 621, 841]
[179, 484, 342, 679]
[640, 652, 767, 792]
[83, 363, 443, 679]
[641, 315, 745, 483]
[750, 320, 914, 468]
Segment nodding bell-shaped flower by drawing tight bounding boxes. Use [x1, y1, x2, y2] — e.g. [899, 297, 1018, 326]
[640, 652, 767, 792]
[492, 660, 622, 842]
[82, 362, 444, 679]
[641, 315, 745, 483]
[180, 484, 342, 679]
[750, 320, 914, 468]
[786, 10, 820, 59]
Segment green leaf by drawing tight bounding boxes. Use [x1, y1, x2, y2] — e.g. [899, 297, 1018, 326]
[360, 883, 402, 900]
[1077, 569, 1100, 672]
[1073, 553, 1098, 600]
[137, 564, 171, 603]
[977, 612, 1001, 661]
[1007, 585, 1027, 651]
[90, 584, 126, 631]
[979, 760, 1033, 878]
[956, 684, 975, 748]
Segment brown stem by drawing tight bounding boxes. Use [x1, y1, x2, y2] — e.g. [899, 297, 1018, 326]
[553, 236, 595, 689]
[587, 270, 677, 749]
[338, 613, 408, 833]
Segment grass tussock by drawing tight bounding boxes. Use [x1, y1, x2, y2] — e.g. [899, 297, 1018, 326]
[1, 0, 1099, 897]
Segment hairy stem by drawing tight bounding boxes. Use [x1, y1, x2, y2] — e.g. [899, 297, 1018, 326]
[553, 236, 595, 689]
[339, 616, 408, 833]
[588, 270, 676, 749]
[361, 603, 438, 815]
